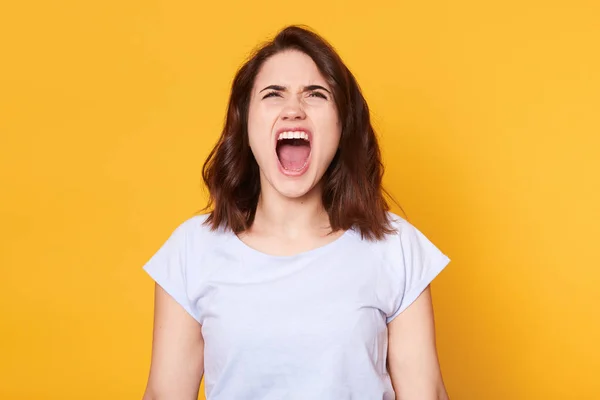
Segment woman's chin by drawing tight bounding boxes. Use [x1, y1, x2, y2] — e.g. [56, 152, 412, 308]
[274, 183, 315, 199]
[269, 174, 319, 199]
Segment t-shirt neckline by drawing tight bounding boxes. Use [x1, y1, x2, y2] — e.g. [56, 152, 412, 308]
[228, 227, 354, 261]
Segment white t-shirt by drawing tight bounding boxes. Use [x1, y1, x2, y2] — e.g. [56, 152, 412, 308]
[143, 211, 450, 400]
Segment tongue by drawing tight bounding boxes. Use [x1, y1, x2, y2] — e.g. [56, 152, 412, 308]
[277, 142, 310, 170]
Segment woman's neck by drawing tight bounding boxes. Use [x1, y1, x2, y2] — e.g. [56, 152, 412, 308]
[251, 183, 332, 239]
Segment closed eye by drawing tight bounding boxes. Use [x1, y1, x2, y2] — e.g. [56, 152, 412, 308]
[262, 90, 328, 100]
[309, 91, 328, 100]
[262, 91, 282, 99]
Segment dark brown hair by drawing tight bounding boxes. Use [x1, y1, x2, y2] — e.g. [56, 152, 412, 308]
[201, 25, 397, 240]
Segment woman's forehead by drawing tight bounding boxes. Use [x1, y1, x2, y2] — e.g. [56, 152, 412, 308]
[254, 50, 329, 89]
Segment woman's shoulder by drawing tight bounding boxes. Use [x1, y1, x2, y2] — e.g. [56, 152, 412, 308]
[385, 211, 411, 232]
[176, 212, 211, 232]
[362, 211, 413, 246]
[164, 212, 228, 250]
[384, 211, 441, 245]
[357, 211, 445, 261]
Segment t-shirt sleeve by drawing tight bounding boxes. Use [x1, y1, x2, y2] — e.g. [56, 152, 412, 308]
[142, 220, 201, 323]
[386, 220, 451, 323]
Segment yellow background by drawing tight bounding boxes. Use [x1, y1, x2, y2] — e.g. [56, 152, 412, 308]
[1, 0, 599, 399]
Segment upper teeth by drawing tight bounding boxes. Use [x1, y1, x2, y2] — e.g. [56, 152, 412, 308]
[277, 131, 309, 141]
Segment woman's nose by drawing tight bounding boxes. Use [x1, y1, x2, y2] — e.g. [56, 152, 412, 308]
[281, 98, 306, 120]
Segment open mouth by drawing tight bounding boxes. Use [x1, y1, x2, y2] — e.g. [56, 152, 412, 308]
[276, 130, 311, 173]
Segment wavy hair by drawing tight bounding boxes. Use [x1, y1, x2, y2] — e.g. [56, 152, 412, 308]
[202, 25, 397, 240]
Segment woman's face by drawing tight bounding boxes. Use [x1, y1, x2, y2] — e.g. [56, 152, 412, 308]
[247, 50, 341, 200]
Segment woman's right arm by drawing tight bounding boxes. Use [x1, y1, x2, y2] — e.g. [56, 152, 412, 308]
[142, 283, 204, 400]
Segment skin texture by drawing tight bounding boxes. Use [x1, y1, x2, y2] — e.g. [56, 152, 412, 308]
[247, 49, 341, 201]
[388, 286, 449, 399]
[142, 285, 204, 400]
[143, 50, 449, 399]
[241, 49, 345, 256]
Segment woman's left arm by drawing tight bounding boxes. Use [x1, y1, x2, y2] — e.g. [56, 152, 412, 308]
[387, 285, 449, 400]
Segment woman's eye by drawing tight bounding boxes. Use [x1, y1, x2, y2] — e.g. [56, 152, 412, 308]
[309, 91, 328, 100]
[262, 91, 281, 99]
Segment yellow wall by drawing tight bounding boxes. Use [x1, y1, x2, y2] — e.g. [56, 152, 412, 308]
[1, 1, 598, 399]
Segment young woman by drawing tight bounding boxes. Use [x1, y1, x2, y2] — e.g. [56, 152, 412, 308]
[142, 25, 451, 400]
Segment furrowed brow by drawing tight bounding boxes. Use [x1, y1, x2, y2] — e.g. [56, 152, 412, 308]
[303, 85, 331, 94]
[259, 85, 287, 93]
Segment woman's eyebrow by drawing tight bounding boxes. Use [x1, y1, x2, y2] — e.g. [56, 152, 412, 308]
[260, 85, 286, 93]
[259, 84, 331, 94]
[304, 85, 331, 94]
